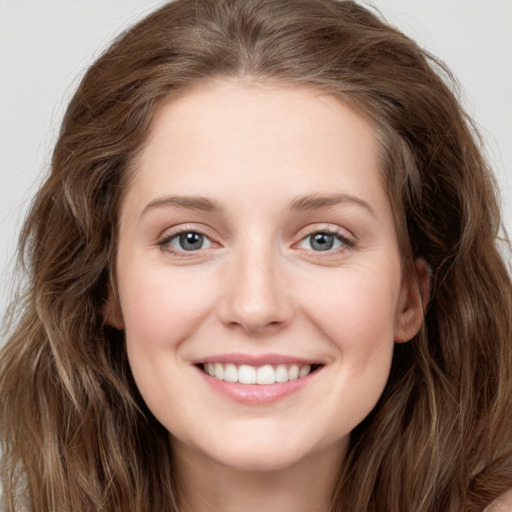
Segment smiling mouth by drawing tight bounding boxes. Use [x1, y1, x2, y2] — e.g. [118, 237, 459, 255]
[199, 363, 322, 385]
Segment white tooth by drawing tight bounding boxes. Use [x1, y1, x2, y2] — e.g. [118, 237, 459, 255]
[206, 363, 215, 376]
[214, 363, 224, 380]
[238, 364, 256, 384]
[256, 365, 276, 385]
[288, 364, 299, 381]
[224, 364, 238, 382]
[275, 364, 289, 383]
[299, 364, 311, 378]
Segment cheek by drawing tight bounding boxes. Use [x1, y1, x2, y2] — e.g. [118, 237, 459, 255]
[118, 267, 218, 417]
[301, 266, 400, 409]
[302, 267, 401, 351]
[118, 266, 217, 353]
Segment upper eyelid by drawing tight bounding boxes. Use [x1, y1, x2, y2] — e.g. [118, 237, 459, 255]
[295, 223, 356, 241]
[157, 224, 217, 242]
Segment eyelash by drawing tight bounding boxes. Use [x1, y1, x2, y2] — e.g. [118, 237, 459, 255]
[156, 226, 356, 257]
[296, 228, 355, 254]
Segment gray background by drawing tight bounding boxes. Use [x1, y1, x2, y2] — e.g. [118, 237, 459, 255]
[1, 0, 511, 324]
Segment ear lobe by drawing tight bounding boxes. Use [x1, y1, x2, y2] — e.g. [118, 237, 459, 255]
[394, 258, 430, 343]
[101, 286, 125, 330]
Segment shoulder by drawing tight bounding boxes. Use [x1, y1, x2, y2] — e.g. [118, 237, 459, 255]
[485, 489, 512, 511]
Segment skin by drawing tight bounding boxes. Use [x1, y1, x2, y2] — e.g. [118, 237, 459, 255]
[108, 78, 426, 512]
[486, 489, 512, 512]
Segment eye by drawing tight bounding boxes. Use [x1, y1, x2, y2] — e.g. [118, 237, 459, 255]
[297, 231, 352, 252]
[161, 231, 214, 252]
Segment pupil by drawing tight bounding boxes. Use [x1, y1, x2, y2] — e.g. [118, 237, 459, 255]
[311, 233, 334, 251]
[180, 232, 203, 250]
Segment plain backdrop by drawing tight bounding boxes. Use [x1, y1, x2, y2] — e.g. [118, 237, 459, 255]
[1, 0, 511, 323]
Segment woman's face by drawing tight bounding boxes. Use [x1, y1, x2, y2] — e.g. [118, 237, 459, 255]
[111, 79, 423, 473]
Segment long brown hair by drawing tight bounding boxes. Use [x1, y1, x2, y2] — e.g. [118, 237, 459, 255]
[1, 1, 511, 510]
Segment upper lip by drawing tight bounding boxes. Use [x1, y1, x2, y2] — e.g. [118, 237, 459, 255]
[190, 353, 324, 366]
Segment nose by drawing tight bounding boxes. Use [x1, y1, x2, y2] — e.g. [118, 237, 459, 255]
[217, 244, 294, 335]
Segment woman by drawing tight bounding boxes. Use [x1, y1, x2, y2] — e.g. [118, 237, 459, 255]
[1, 0, 511, 510]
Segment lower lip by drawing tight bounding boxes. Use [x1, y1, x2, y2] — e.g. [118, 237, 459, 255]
[195, 366, 318, 404]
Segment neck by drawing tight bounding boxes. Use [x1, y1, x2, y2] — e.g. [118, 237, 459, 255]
[172, 439, 346, 512]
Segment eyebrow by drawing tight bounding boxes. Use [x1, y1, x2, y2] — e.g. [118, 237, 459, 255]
[141, 196, 223, 217]
[289, 193, 376, 217]
[141, 192, 375, 218]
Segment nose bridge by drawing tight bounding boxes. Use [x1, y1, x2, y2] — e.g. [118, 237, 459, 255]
[219, 236, 293, 333]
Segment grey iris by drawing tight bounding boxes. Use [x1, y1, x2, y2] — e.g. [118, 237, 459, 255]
[179, 232, 204, 250]
[310, 233, 335, 251]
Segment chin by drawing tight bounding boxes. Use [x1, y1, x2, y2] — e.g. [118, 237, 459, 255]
[211, 446, 307, 472]
[192, 426, 335, 473]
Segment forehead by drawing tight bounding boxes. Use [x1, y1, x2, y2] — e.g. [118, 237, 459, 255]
[121, 78, 389, 221]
